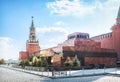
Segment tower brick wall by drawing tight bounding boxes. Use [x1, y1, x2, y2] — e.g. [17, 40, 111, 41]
[19, 51, 28, 60]
[26, 43, 40, 57]
[112, 24, 120, 60]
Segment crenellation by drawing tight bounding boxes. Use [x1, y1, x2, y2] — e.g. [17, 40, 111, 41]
[91, 32, 112, 40]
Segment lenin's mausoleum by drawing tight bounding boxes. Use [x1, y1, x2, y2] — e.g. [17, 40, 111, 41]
[19, 6, 120, 67]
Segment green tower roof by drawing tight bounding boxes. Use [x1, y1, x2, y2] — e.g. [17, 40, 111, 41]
[117, 6, 120, 18]
[31, 16, 35, 28]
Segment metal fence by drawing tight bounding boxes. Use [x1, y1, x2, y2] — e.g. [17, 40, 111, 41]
[5, 65, 120, 78]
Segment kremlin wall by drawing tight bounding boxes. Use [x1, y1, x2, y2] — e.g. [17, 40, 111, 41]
[19, 6, 120, 67]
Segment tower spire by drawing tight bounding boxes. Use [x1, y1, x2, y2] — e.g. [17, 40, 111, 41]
[116, 6, 120, 24]
[28, 16, 37, 42]
[117, 6, 120, 18]
[31, 16, 34, 28]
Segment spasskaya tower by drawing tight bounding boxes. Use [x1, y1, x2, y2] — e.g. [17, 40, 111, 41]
[26, 16, 40, 57]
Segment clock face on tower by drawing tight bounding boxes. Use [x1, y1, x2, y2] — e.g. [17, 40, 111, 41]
[32, 36, 35, 40]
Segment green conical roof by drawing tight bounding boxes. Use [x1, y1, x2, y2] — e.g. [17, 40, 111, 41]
[117, 6, 120, 18]
[31, 16, 35, 28]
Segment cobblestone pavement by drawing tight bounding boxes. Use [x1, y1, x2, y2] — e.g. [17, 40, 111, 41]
[0, 67, 120, 82]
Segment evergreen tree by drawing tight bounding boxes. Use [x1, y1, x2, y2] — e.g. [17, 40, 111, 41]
[37, 58, 42, 67]
[19, 60, 30, 67]
[24, 60, 30, 66]
[32, 58, 37, 66]
[41, 57, 48, 67]
[19, 60, 25, 68]
[37, 60, 42, 67]
[73, 55, 80, 67]
[64, 56, 72, 67]
[29, 55, 34, 62]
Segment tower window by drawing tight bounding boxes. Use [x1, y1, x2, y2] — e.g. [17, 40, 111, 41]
[32, 36, 35, 39]
[69, 35, 75, 39]
[77, 35, 79, 38]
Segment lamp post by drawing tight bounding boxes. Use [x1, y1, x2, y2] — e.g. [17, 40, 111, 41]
[51, 59, 54, 77]
[104, 66, 106, 74]
[51, 58, 54, 67]
[51, 59, 53, 64]
[82, 67, 84, 75]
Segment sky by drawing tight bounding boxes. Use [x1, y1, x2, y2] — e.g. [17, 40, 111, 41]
[0, 0, 120, 60]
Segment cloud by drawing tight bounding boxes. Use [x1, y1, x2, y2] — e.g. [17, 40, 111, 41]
[46, 0, 96, 16]
[89, 0, 119, 36]
[46, 0, 119, 17]
[54, 21, 66, 26]
[37, 0, 119, 49]
[39, 35, 67, 49]
[36, 26, 69, 36]
[0, 37, 19, 60]
[36, 23, 70, 49]
[95, 0, 119, 10]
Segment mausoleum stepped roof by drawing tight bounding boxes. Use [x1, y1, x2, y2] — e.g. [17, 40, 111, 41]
[68, 32, 89, 37]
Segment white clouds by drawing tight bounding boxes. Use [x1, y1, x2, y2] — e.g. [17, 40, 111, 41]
[89, 0, 119, 36]
[36, 22, 70, 49]
[0, 37, 13, 53]
[46, 0, 119, 17]
[54, 21, 65, 26]
[46, 0, 96, 16]
[95, 0, 119, 10]
[40, 36, 66, 49]
[36, 0, 119, 49]
[36, 26, 69, 36]
[0, 37, 19, 60]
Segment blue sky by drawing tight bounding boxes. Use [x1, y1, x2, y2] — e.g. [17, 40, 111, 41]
[0, 0, 119, 60]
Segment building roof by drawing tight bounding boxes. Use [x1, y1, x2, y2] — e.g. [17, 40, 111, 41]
[40, 48, 55, 57]
[68, 32, 89, 37]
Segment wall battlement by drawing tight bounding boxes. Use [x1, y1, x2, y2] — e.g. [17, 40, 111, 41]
[91, 32, 112, 40]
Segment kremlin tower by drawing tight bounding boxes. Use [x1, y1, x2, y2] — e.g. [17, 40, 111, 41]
[112, 6, 120, 60]
[19, 17, 40, 60]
